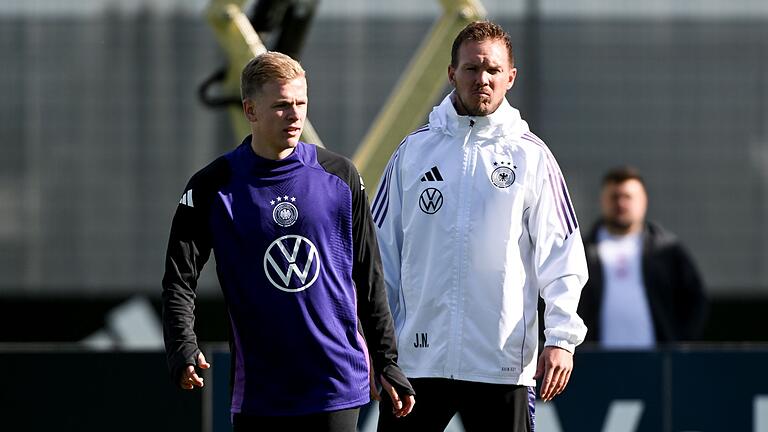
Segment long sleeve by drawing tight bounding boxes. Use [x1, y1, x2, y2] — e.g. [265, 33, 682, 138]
[673, 245, 707, 340]
[314, 146, 414, 396]
[161, 158, 228, 385]
[527, 149, 588, 353]
[350, 161, 414, 396]
[161, 185, 211, 384]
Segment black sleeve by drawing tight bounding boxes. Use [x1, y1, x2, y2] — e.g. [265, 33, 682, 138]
[161, 157, 230, 386]
[316, 147, 415, 397]
[577, 226, 605, 344]
[672, 243, 708, 340]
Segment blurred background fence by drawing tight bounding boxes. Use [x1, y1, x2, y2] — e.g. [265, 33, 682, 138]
[1, 0, 766, 342]
[1, 0, 767, 429]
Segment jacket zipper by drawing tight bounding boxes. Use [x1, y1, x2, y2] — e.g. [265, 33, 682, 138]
[447, 117, 476, 379]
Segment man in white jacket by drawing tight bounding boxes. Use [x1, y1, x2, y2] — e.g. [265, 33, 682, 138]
[373, 21, 588, 431]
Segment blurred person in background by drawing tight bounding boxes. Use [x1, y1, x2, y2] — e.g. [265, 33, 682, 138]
[578, 166, 707, 349]
[161, 51, 414, 432]
[373, 21, 587, 432]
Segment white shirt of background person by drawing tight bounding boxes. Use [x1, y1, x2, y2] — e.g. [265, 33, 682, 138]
[597, 227, 655, 349]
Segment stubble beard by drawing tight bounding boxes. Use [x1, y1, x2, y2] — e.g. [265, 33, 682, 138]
[471, 102, 493, 116]
[457, 92, 497, 116]
[604, 217, 633, 235]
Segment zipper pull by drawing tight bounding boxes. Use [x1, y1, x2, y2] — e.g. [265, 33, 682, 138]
[469, 119, 475, 127]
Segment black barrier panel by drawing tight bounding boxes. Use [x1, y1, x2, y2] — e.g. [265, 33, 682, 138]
[0, 350, 200, 432]
[554, 351, 665, 431]
[212, 350, 233, 432]
[207, 347, 768, 431]
[671, 350, 768, 432]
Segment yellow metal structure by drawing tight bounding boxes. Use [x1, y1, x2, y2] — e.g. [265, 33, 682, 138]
[353, 0, 486, 190]
[205, 0, 323, 146]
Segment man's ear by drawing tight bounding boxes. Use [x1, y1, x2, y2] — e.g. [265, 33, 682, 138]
[448, 65, 456, 87]
[507, 67, 517, 90]
[243, 99, 257, 122]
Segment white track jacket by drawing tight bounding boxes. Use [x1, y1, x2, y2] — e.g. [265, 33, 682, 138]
[371, 94, 588, 386]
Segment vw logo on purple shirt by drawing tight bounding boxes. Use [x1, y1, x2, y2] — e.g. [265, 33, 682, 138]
[263, 235, 321, 292]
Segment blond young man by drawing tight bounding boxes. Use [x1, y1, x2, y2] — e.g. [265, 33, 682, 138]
[162, 52, 414, 431]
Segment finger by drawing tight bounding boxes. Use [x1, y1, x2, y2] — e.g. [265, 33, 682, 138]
[180, 370, 195, 390]
[539, 364, 551, 400]
[380, 376, 402, 410]
[180, 366, 195, 388]
[550, 366, 567, 399]
[541, 364, 558, 401]
[387, 385, 402, 412]
[182, 356, 207, 388]
[189, 371, 204, 388]
[180, 375, 196, 390]
[398, 395, 415, 417]
[549, 367, 565, 401]
[550, 371, 564, 398]
[198, 353, 211, 369]
[556, 369, 572, 396]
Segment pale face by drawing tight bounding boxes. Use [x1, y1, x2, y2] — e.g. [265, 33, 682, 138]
[448, 39, 516, 116]
[600, 179, 648, 235]
[243, 76, 307, 160]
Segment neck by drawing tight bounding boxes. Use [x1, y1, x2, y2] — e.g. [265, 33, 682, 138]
[250, 137, 295, 160]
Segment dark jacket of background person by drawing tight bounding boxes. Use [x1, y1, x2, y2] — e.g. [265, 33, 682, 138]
[578, 220, 708, 344]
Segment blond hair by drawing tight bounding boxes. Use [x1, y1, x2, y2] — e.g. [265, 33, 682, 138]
[240, 51, 305, 101]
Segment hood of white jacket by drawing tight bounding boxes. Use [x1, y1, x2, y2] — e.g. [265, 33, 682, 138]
[428, 92, 531, 139]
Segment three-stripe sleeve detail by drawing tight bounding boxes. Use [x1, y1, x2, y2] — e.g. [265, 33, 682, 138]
[371, 125, 430, 228]
[521, 132, 579, 238]
[371, 151, 399, 228]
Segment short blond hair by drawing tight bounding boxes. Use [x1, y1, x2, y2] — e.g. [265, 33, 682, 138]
[240, 51, 305, 101]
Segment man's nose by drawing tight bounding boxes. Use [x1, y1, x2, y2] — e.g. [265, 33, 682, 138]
[286, 105, 299, 120]
[477, 71, 491, 85]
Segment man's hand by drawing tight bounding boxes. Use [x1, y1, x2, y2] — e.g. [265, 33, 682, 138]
[180, 352, 211, 390]
[534, 346, 573, 401]
[380, 375, 415, 418]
